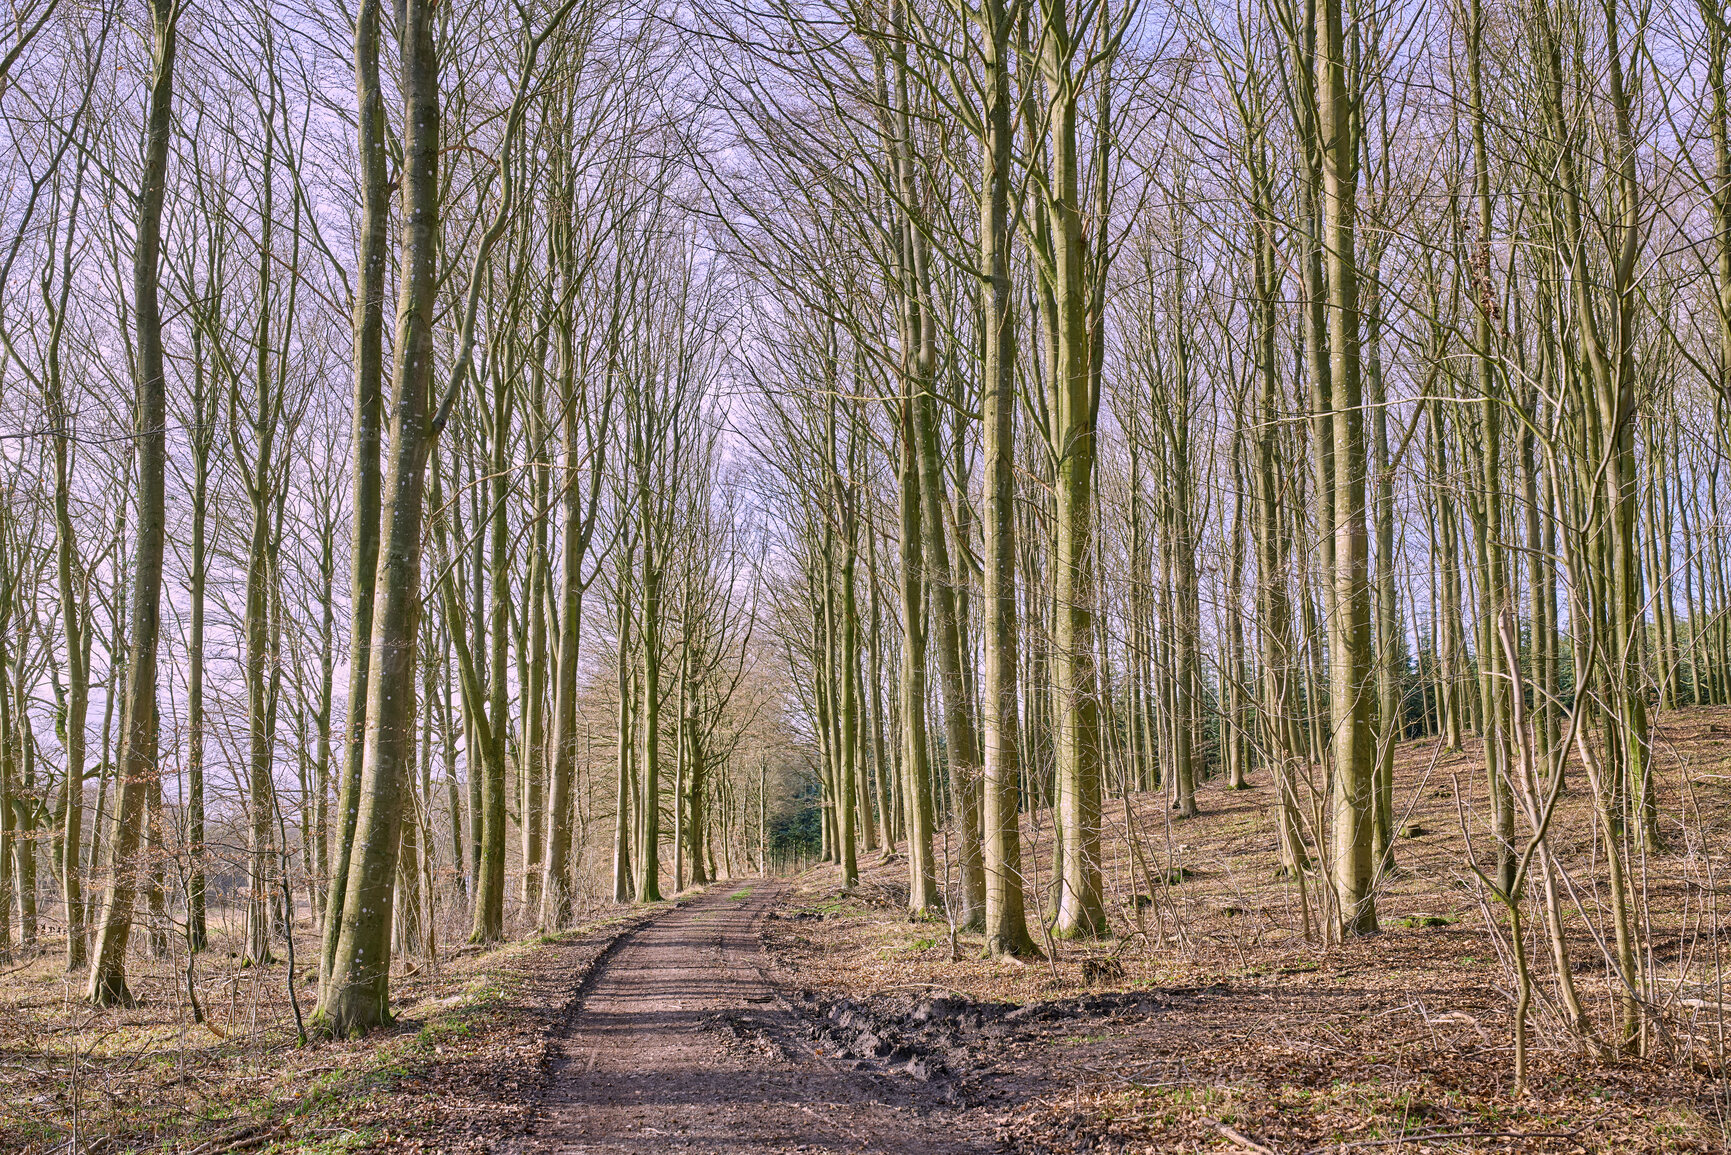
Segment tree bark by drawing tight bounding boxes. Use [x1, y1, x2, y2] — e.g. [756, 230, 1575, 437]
[979, 0, 1037, 956]
[87, 0, 176, 1006]
[1317, 0, 1378, 937]
[321, 0, 387, 1000]
[315, 0, 439, 1035]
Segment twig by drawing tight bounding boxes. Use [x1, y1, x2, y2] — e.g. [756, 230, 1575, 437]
[274, 789, 308, 1046]
[1200, 1116, 1277, 1154]
[188, 1122, 280, 1155]
[1304, 1130, 1577, 1153]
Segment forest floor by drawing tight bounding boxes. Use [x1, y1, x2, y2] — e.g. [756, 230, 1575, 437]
[0, 898, 661, 1154]
[6, 708, 1731, 1153]
[760, 706, 1731, 1154]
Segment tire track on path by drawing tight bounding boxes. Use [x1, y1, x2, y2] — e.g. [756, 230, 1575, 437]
[512, 884, 991, 1154]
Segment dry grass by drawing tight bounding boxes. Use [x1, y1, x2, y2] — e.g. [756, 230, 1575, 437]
[0, 894, 641, 1154]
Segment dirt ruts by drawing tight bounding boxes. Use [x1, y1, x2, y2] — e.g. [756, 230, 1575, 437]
[790, 986, 1172, 1096]
[510, 885, 995, 1154]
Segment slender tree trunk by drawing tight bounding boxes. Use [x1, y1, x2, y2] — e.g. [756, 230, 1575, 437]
[1368, 256, 1399, 876]
[837, 511, 861, 890]
[614, 555, 637, 903]
[87, 0, 176, 1006]
[312, 496, 336, 931]
[1041, 0, 1106, 938]
[1251, 163, 1308, 879]
[316, 0, 438, 1034]
[0, 614, 14, 961]
[1317, 0, 1377, 937]
[638, 542, 665, 903]
[980, 0, 1037, 954]
[521, 429, 550, 912]
[472, 366, 511, 943]
[897, 423, 940, 916]
[541, 317, 595, 928]
[243, 116, 279, 968]
[48, 262, 90, 971]
[1466, 0, 1514, 894]
[321, 0, 387, 999]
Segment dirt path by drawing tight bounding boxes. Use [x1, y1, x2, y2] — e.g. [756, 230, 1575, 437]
[511, 884, 991, 1155]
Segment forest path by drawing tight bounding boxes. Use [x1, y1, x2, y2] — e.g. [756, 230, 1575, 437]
[511, 883, 991, 1155]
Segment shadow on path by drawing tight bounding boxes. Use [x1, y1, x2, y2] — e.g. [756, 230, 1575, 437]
[511, 885, 991, 1155]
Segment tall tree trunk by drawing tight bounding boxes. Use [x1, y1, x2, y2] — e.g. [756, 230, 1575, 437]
[87, 0, 176, 1006]
[613, 554, 637, 903]
[638, 535, 665, 904]
[472, 367, 511, 943]
[316, 0, 438, 1034]
[1249, 126, 1309, 880]
[897, 423, 940, 916]
[980, 0, 1037, 954]
[1367, 256, 1399, 876]
[243, 111, 279, 968]
[1041, 0, 1106, 939]
[0, 605, 14, 960]
[321, 0, 387, 1000]
[48, 215, 90, 970]
[886, 14, 980, 921]
[186, 336, 213, 952]
[1317, 0, 1377, 938]
[521, 419, 550, 912]
[1465, 0, 1514, 894]
[312, 490, 336, 932]
[541, 263, 602, 926]
[837, 507, 861, 890]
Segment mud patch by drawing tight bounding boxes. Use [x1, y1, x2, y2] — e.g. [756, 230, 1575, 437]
[787, 984, 1197, 1107]
[697, 1008, 796, 1064]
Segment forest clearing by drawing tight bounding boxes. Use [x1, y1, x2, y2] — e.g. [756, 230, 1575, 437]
[5, 0, 1731, 1149]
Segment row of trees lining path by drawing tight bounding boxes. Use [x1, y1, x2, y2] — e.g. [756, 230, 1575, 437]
[1, 0, 1728, 1090]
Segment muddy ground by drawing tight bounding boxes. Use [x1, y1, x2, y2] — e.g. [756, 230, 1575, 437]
[508, 884, 989, 1153]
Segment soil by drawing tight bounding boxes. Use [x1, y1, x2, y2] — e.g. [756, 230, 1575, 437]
[510, 884, 1000, 1154]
